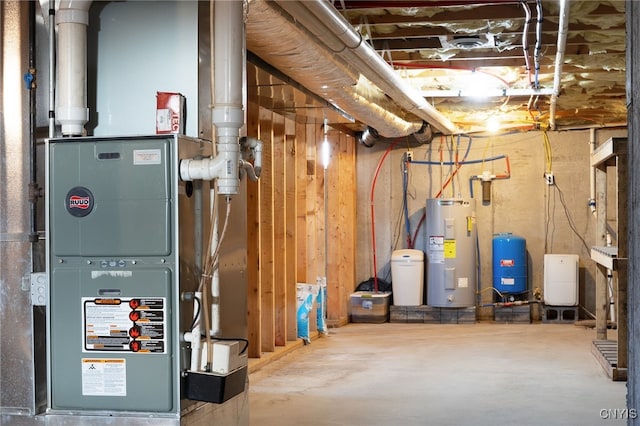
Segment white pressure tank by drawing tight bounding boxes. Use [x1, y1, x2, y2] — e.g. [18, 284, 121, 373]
[391, 249, 424, 306]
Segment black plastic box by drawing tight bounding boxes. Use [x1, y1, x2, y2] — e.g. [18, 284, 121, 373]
[183, 366, 247, 404]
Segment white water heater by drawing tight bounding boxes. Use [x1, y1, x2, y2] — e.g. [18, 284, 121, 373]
[425, 199, 477, 308]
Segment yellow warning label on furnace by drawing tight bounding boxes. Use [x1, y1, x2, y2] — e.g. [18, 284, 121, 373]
[444, 240, 456, 258]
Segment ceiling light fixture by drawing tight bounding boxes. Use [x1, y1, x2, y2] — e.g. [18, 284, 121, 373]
[439, 34, 495, 50]
[322, 118, 331, 169]
[486, 116, 501, 133]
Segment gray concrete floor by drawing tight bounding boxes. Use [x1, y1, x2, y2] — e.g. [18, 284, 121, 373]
[249, 323, 627, 426]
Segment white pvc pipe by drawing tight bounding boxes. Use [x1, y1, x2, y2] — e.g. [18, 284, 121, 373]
[211, 271, 221, 337]
[252, 138, 262, 176]
[56, 0, 92, 136]
[210, 190, 221, 338]
[589, 128, 597, 215]
[185, 291, 203, 371]
[212, 0, 244, 195]
[549, 0, 569, 130]
[48, 3, 56, 138]
[606, 233, 615, 323]
[180, 155, 227, 181]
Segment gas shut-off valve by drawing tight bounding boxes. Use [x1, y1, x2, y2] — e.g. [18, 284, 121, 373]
[179, 136, 263, 194]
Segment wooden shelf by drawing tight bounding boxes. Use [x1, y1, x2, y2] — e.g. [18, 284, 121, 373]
[590, 136, 627, 380]
[590, 246, 627, 270]
[591, 137, 627, 168]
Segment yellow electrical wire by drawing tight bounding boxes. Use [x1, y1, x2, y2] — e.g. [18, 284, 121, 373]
[542, 130, 552, 173]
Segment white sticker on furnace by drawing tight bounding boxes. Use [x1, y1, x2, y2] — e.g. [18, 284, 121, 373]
[133, 149, 162, 165]
[81, 358, 126, 396]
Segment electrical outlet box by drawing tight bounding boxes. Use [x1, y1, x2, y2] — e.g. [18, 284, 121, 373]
[31, 272, 48, 306]
[405, 150, 413, 162]
[544, 172, 554, 185]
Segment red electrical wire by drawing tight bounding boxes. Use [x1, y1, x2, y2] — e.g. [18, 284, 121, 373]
[370, 139, 402, 292]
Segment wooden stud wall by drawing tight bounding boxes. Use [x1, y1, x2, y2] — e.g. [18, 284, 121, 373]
[245, 95, 356, 358]
[246, 81, 261, 359]
[326, 132, 356, 325]
[258, 107, 275, 354]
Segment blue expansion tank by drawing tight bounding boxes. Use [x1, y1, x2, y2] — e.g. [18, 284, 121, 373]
[492, 233, 527, 295]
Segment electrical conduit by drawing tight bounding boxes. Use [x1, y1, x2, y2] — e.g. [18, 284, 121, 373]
[533, 0, 543, 89]
[521, 1, 532, 87]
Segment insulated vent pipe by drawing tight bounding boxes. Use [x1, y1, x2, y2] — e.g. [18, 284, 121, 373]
[274, 0, 458, 135]
[247, 0, 454, 138]
[56, 0, 92, 136]
[246, 0, 422, 139]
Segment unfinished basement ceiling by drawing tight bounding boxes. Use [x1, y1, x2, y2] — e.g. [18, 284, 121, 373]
[246, 0, 626, 136]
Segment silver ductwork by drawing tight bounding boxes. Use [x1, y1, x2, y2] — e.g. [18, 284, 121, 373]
[246, 0, 458, 138]
[278, 0, 457, 135]
[1, 1, 47, 420]
[358, 127, 379, 147]
[413, 122, 434, 145]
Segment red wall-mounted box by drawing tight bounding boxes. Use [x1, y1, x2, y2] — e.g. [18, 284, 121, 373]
[156, 92, 185, 134]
